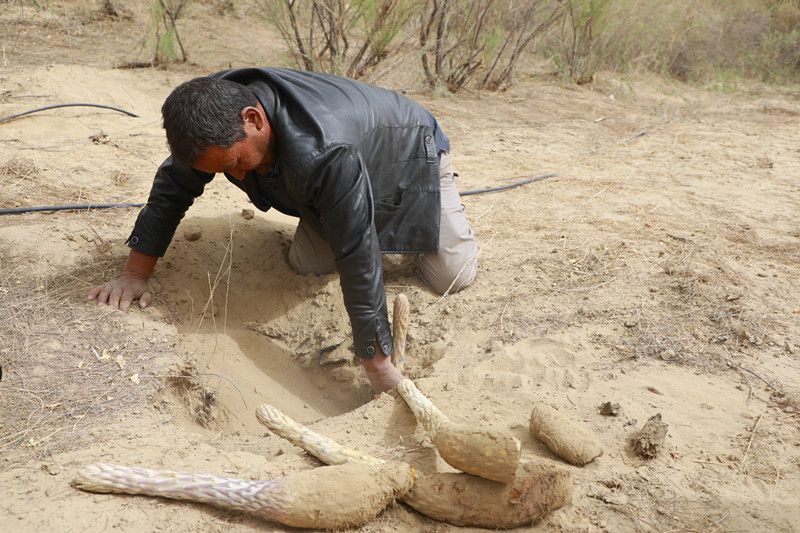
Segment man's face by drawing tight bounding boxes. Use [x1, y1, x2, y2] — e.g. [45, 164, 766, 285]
[192, 105, 272, 180]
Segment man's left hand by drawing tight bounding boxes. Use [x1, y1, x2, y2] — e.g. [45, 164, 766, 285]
[360, 346, 403, 396]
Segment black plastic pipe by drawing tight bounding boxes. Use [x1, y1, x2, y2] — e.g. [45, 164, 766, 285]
[0, 203, 145, 215]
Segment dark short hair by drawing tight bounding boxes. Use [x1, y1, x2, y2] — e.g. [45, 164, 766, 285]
[161, 76, 258, 165]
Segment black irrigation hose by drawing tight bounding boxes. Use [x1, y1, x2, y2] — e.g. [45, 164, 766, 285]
[0, 103, 139, 125]
[0, 203, 145, 215]
[0, 173, 557, 215]
[459, 172, 557, 196]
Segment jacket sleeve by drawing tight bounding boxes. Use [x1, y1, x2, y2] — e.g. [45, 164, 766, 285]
[126, 157, 214, 257]
[304, 146, 393, 359]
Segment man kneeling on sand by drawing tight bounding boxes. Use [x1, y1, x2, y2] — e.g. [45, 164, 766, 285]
[89, 67, 478, 394]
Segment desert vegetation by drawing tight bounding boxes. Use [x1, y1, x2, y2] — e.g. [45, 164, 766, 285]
[5, 0, 797, 87]
[261, 0, 799, 88]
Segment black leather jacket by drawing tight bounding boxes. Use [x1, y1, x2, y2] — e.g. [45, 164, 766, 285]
[126, 67, 444, 358]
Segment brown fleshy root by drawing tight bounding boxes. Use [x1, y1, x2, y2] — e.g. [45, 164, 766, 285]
[433, 423, 522, 483]
[404, 458, 573, 528]
[529, 403, 603, 466]
[277, 461, 414, 528]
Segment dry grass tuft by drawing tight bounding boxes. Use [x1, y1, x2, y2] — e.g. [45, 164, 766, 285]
[166, 359, 225, 428]
[0, 251, 164, 463]
[0, 157, 40, 181]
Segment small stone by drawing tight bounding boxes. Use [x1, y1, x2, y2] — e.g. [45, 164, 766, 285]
[600, 401, 621, 416]
[241, 209, 254, 220]
[184, 230, 201, 241]
[659, 349, 677, 361]
[41, 464, 61, 476]
[755, 157, 773, 169]
[785, 341, 796, 355]
[89, 131, 109, 144]
[588, 487, 627, 505]
[623, 319, 638, 328]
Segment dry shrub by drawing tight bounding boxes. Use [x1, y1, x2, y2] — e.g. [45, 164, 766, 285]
[552, 0, 607, 84]
[538, 0, 800, 84]
[419, 0, 564, 91]
[259, 0, 417, 80]
[147, 0, 191, 65]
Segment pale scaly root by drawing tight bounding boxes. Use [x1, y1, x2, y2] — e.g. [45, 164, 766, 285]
[391, 293, 409, 372]
[72, 461, 413, 529]
[256, 404, 384, 466]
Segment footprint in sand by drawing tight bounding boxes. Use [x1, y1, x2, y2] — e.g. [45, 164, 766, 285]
[472, 337, 588, 390]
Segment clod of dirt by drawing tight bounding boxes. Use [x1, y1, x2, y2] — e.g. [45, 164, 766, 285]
[404, 458, 573, 528]
[241, 208, 254, 220]
[632, 413, 669, 459]
[529, 403, 603, 466]
[599, 402, 621, 416]
[184, 230, 202, 241]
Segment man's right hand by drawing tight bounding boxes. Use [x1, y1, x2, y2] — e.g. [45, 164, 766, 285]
[88, 274, 152, 312]
[88, 249, 158, 312]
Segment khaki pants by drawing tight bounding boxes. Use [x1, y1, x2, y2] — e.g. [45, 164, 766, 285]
[288, 152, 478, 295]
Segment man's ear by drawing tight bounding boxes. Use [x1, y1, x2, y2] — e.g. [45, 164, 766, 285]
[241, 106, 264, 130]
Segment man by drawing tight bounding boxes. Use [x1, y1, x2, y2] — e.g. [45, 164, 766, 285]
[89, 67, 477, 394]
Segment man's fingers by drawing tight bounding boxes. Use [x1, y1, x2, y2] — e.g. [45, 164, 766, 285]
[139, 291, 152, 309]
[95, 285, 112, 306]
[108, 287, 123, 310]
[87, 286, 102, 300]
[119, 289, 134, 314]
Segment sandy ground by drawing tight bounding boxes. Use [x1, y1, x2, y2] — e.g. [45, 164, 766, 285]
[1, 2, 799, 532]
